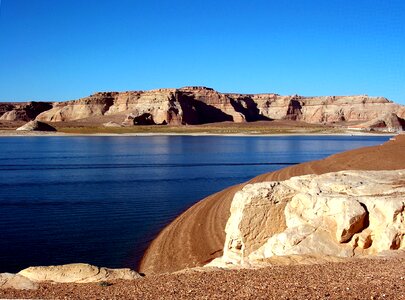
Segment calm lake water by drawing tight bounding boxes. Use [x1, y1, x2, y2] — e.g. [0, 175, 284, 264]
[0, 135, 390, 272]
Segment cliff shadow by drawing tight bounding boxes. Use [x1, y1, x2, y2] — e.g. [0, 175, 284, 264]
[284, 99, 303, 120]
[178, 95, 234, 125]
[230, 97, 271, 122]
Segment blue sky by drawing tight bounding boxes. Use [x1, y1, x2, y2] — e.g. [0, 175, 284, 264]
[0, 0, 404, 104]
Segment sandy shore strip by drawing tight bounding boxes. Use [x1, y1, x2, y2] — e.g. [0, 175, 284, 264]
[0, 129, 394, 137]
[2, 257, 404, 299]
[139, 134, 405, 274]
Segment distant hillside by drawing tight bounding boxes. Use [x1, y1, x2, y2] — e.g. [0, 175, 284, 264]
[1, 87, 404, 131]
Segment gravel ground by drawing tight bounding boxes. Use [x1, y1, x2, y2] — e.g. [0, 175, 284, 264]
[1, 258, 404, 299]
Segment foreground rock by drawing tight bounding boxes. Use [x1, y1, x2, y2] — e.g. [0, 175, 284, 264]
[0, 273, 38, 290]
[18, 263, 141, 283]
[208, 169, 405, 268]
[16, 120, 57, 131]
[0, 263, 141, 290]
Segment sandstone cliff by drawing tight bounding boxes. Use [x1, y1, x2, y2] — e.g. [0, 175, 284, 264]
[32, 87, 404, 130]
[207, 169, 405, 268]
[0, 102, 52, 122]
[350, 113, 405, 132]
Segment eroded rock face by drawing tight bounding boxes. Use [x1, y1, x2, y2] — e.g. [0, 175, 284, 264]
[18, 263, 141, 283]
[0, 263, 141, 290]
[350, 113, 405, 132]
[0, 102, 52, 121]
[31, 87, 405, 127]
[36, 93, 116, 122]
[16, 121, 57, 131]
[0, 273, 38, 290]
[208, 170, 405, 267]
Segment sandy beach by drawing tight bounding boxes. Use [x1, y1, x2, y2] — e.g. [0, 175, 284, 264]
[139, 134, 405, 274]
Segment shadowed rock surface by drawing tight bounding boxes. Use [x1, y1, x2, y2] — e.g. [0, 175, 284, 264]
[0, 102, 52, 121]
[16, 120, 57, 131]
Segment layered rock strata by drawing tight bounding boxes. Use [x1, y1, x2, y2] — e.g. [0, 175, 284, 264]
[350, 113, 405, 132]
[0, 102, 52, 121]
[16, 120, 57, 131]
[31, 87, 404, 130]
[208, 170, 405, 268]
[0, 263, 141, 290]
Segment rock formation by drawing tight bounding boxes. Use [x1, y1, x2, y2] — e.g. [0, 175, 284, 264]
[208, 169, 405, 268]
[16, 120, 57, 131]
[103, 121, 122, 127]
[31, 87, 404, 130]
[35, 93, 116, 122]
[18, 263, 141, 283]
[0, 102, 52, 121]
[350, 113, 405, 132]
[0, 273, 38, 290]
[0, 263, 141, 290]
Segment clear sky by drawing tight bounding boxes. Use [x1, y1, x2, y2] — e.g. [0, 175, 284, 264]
[0, 0, 404, 104]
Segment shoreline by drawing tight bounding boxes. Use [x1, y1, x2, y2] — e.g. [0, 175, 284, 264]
[139, 134, 405, 274]
[0, 130, 395, 137]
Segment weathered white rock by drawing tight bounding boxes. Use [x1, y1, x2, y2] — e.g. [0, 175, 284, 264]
[0, 273, 38, 290]
[16, 120, 57, 131]
[18, 263, 141, 283]
[350, 113, 405, 132]
[103, 121, 122, 127]
[208, 170, 405, 268]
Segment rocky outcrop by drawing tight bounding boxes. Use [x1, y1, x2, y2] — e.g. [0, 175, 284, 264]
[0, 102, 52, 121]
[0, 263, 142, 289]
[350, 113, 405, 132]
[208, 170, 405, 268]
[36, 93, 116, 122]
[30, 87, 404, 128]
[16, 121, 57, 131]
[0, 263, 142, 290]
[103, 121, 122, 127]
[0, 273, 38, 290]
[18, 263, 141, 283]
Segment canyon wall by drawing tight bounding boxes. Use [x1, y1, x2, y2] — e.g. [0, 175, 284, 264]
[2, 87, 404, 129]
[0, 102, 52, 122]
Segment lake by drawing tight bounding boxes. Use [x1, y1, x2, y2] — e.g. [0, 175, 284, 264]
[0, 135, 390, 272]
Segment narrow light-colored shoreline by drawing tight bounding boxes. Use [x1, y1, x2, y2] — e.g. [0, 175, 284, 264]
[0, 130, 395, 137]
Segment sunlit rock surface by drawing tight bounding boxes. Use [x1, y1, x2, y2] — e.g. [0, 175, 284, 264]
[208, 170, 405, 268]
